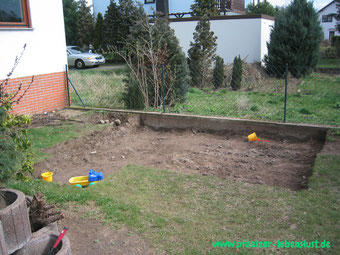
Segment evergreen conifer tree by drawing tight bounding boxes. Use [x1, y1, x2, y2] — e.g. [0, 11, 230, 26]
[62, 0, 78, 45]
[93, 12, 103, 50]
[118, 0, 146, 48]
[76, 0, 94, 49]
[231, 55, 243, 90]
[213, 56, 224, 89]
[245, 2, 278, 17]
[102, 1, 122, 48]
[102, 0, 145, 50]
[264, 0, 322, 78]
[123, 16, 190, 109]
[188, 16, 217, 88]
[191, 0, 219, 16]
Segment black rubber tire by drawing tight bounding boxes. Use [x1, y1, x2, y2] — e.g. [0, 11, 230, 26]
[75, 59, 85, 69]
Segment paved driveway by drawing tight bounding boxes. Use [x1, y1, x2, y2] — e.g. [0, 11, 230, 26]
[95, 64, 126, 71]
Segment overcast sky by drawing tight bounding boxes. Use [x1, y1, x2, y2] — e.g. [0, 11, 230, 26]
[244, 0, 332, 11]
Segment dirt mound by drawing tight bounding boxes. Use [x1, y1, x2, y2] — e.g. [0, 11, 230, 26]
[30, 110, 128, 128]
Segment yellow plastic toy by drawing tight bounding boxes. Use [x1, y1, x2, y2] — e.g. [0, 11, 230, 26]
[41, 172, 53, 182]
[248, 132, 259, 142]
[68, 176, 97, 187]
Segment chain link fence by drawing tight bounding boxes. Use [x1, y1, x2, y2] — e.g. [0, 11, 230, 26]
[67, 57, 340, 126]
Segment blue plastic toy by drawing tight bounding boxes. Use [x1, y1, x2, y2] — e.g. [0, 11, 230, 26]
[88, 169, 104, 182]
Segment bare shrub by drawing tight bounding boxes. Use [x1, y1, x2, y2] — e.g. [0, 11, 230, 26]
[224, 61, 302, 93]
[234, 95, 249, 111]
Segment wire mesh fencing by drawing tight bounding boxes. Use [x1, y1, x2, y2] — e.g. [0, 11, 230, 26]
[67, 59, 340, 126]
[67, 66, 126, 109]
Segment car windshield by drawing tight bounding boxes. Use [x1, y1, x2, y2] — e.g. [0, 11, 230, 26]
[68, 47, 87, 54]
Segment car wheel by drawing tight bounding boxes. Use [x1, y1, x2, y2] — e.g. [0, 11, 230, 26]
[75, 59, 85, 69]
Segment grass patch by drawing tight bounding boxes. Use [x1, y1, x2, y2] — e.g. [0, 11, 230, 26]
[69, 68, 126, 109]
[299, 108, 311, 115]
[171, 73, 340, 126]
[68, 68, 339, 126]
[317, 58, 340, 69]
[8, 152, 340, 254]
[28, 123, 105, 162]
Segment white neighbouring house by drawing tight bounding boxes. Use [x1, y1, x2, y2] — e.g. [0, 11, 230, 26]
[169, 14, 274, 64]
[92, 0, 273, 64]
[0, 0, 69, 115]
[318, 1, 340, 41]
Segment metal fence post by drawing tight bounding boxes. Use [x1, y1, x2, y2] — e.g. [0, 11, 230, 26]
[65, 64, 70, 106]
[68, 76, 86, 108]
[283, 63, 288, 123]
[161, 63, 165, 113]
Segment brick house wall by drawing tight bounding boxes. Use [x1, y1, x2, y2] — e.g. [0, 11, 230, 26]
[2, 72, 69, 115]
[1, 0, 68, 116]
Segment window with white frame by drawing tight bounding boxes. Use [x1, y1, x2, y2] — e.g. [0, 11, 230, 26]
[0, 0, 31, 27]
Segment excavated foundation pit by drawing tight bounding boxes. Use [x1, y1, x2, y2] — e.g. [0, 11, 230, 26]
[33, 111, 327, 191]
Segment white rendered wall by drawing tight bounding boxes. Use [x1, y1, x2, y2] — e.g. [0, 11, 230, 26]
[318, 3, 340, 40]
[169, 17, 274, 64]
[260, 18, 273, 63]
[0, 0, 67, 79]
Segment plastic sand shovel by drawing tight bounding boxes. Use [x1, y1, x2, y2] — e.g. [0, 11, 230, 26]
[48, 227, 68, 255]
[257, 139, 270, 143]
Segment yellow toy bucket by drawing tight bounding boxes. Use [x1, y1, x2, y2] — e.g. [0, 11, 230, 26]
[41, 172, 53, 182]
[248, 132, 259, 142]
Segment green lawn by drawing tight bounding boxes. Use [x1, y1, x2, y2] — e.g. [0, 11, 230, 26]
[7, 121, 340, 254]
[69, 68, 126, 109]
[8, 155, 340, 254]
[317, 58, 340, 69]
[68, 68, 340, 126]
[171, 73, 340, 126]
[28, 122, 106, 162]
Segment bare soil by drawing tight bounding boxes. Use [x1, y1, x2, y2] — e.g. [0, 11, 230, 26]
[58, 203, 161, 255]
[34, 113, 321, 191]
[320, 137, 340, 155]
[31, 110, 325, 255]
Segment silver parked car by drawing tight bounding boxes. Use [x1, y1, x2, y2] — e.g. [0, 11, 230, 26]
[67, 46, 105, 69]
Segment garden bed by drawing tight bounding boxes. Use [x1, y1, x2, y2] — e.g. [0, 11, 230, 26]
[34, 111, 323, 191]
